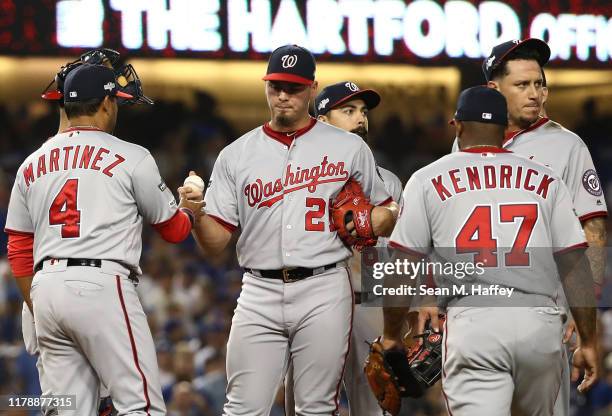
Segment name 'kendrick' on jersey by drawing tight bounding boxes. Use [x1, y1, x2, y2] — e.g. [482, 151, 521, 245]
[431, 162, 555, 202]
[22, 142, 126, 186]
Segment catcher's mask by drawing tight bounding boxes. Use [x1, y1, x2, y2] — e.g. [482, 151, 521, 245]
[115, 63, 154, 106]
[41, 48, 121, 101]
[41, 48, 153, 106]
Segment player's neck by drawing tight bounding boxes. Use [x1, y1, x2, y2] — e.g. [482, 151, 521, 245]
[57, 108, 70, 134]
[268, 115, 312, 133]
[460, 137, 502, 150]
[65, 116, 104, 133]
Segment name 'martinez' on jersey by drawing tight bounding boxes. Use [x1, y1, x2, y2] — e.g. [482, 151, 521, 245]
[22, 135, 127, 186]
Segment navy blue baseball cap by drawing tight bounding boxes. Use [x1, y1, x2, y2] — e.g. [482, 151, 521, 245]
[314, 81, 381, 117]
[451, 86, 508, 126]
[262, 44, 316, 85]
[482, 38, 551, 81]
[64, 63, 133, 103]
[42, 48, 121, 101]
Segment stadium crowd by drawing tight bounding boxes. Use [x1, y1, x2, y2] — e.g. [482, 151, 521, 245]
[1, 91, 611, 416]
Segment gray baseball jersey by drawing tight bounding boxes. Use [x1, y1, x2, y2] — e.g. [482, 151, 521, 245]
[204, 119, 391, 268]
[451, 118, 607, 221]
[207, 118, 390, 416]
[378, 166, 403, 205]
[5, 127, 178, 274]
[390, 147, 586, 298]
[7, 127, 171, 415]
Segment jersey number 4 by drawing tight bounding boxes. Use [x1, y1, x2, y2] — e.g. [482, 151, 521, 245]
[455, 204, 538, 267]
[49, 179, 81, 238]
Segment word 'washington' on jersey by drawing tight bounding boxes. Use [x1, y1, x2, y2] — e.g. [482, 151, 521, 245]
[244, 155, 349, 209]
[23, 144, 126, 186]
[431, 163, 556, 202]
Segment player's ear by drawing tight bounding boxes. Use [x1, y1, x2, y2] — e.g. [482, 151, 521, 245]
[310, 81, 318, 100]
[455, 120, 464, 138]
[317, 115, 328, 123]
[101, 95, 112, 113]
[487, 80, 500, 91]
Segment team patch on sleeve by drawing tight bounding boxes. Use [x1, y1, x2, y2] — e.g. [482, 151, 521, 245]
[582, 169, 602, 196]
[158, 180, 167, 192]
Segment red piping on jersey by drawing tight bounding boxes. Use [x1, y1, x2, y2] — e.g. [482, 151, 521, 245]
[262, 118, 317, 147]
[60, 126, 104, 133]
[441, 318, 454, 416]
[579, 211, 608, 222]
[208, 214, 238, 233]
[503, 117, 549, 147]
[116, 276, 151, 416]
[554, 242, 588, 255]
[377, 196, 393, 207]
[388, 241, 427, 258]
[6, 232, 34, 277]
[151, 210, 191, 243]
[332, 266, 354, 415]
[460, 146, 511, 154]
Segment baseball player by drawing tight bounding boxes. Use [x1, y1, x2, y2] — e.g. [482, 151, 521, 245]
[19, 48, 127, 416]
[386, 86, 599, 415]
[180, 45, 398, 415]
[5, 63, 203, 415]
[452, 38, 607, 415]
[283, 80, 404, 415]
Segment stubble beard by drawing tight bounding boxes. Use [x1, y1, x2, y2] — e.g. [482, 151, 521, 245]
[352, 126, 368, 142]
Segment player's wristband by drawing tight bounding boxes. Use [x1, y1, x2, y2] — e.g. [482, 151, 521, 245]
[179, 207, 195, 228]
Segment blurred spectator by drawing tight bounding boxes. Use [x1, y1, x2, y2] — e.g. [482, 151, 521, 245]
[167, 381, 210, 416]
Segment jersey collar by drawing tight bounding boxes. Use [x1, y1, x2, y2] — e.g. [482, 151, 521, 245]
[503, 117, 549, 147]
[262, 117, 317, 147]
[460, 146, 511, 154]
[61, 126, 105, 134]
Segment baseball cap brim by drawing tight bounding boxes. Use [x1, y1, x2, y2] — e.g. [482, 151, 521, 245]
[330, 89, 381, 112]
[116, 90, 134, 99]
[498, 38, 551, 68]
[41, 90, 63, 101]
[262, 73, 313, 85]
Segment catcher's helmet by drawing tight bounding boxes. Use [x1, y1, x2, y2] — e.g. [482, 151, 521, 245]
[41, 48, 153, 106]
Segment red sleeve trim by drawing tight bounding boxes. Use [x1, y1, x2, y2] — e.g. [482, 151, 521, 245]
[554, 242, 588, 255]
[388, 241, 428, 258]
[151, 210, 191, 243]
[208, 214, 238, 233]
[4, 228, 34, 237]
[7, 233, 34, 277]
[579, 211, 608, 222]
[377, 197, 393, 207]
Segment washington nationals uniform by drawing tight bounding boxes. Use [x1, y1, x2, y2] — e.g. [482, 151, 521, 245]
[5, 127, 179, 415]
[451, 117, 608, 415]
[451, 117, 607, 221]
[204, 118, 391, 415]
[390, 147, 586, 415]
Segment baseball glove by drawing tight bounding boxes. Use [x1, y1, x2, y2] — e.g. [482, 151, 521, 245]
[330, 178, 377, 250]
[364, 318, 444, 415]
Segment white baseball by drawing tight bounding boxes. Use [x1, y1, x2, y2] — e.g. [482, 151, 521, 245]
[183, 175, 205, 193]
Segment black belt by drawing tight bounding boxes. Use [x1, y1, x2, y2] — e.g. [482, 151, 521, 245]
[245, 263, 337, 283]
[35, 258, 102, 273]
